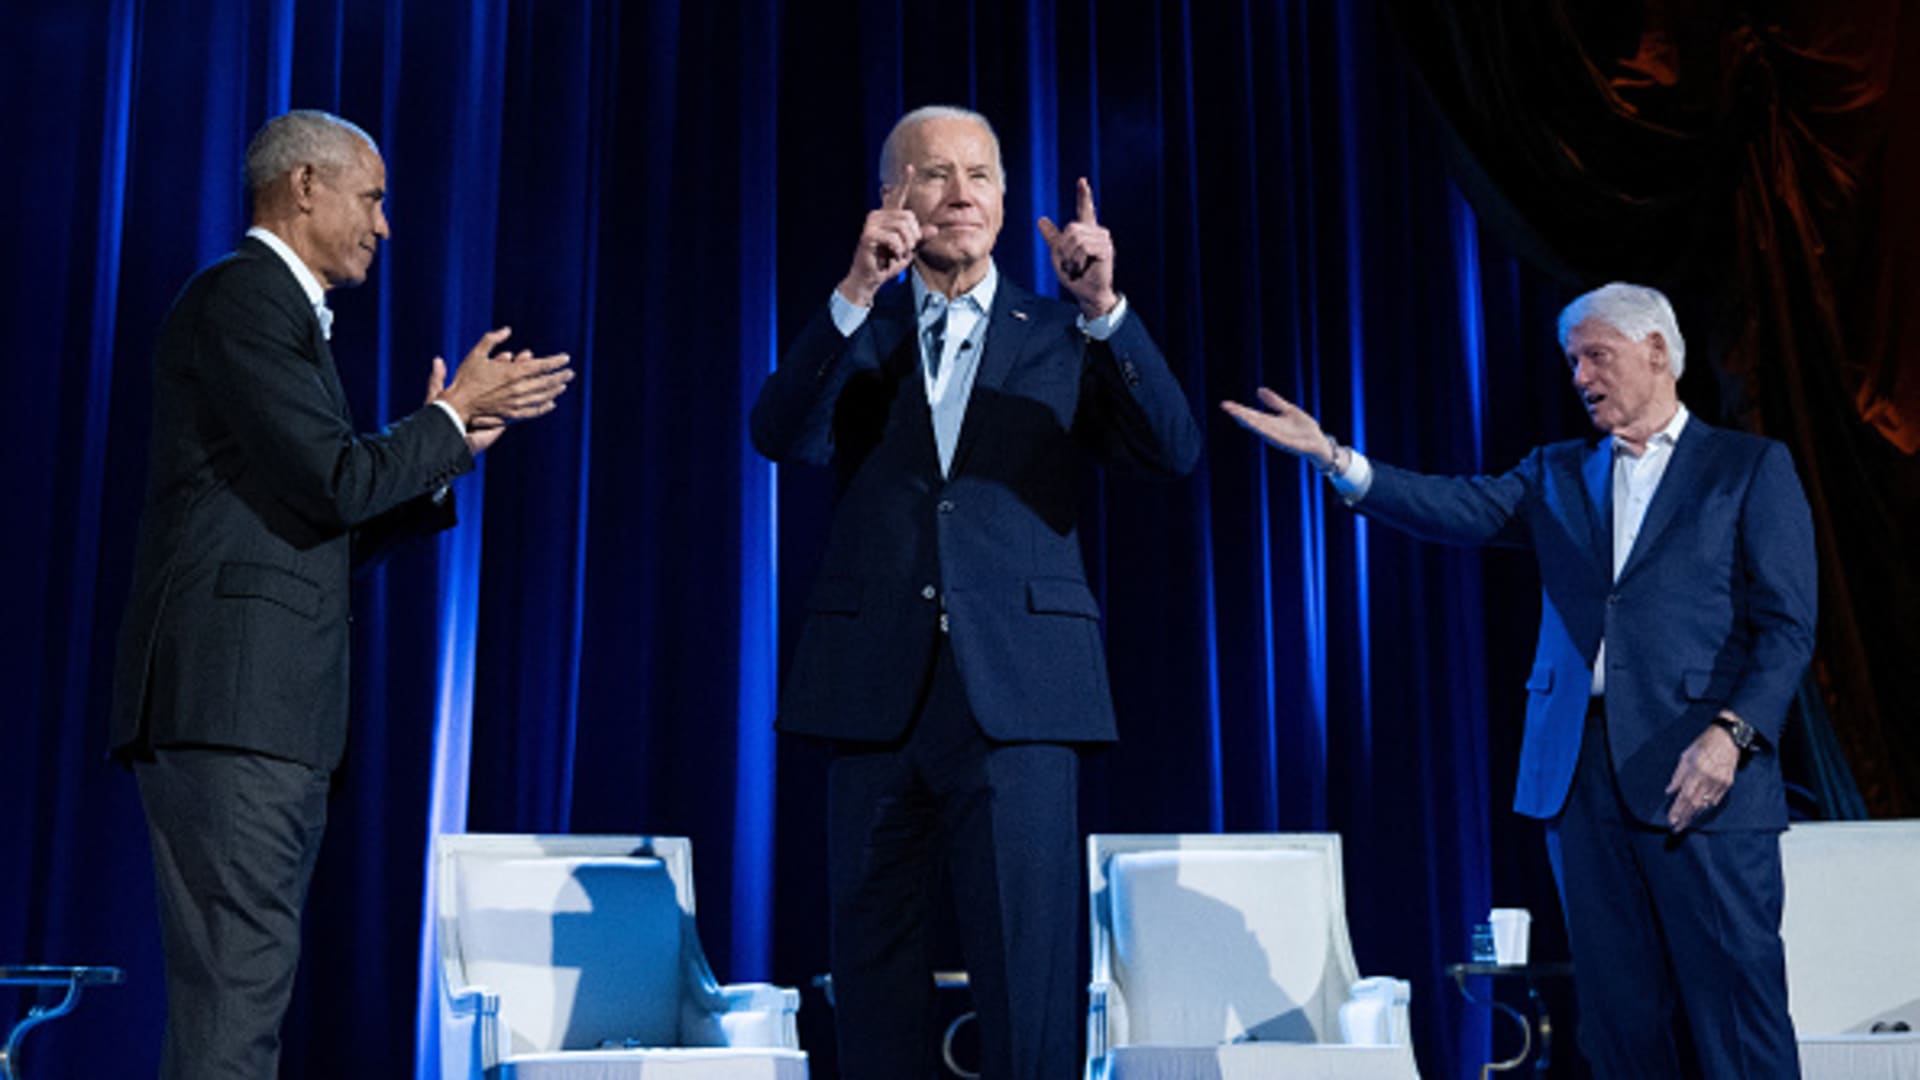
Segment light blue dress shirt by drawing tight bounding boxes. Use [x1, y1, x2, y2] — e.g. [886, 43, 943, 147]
[829, 261, 1128, 475]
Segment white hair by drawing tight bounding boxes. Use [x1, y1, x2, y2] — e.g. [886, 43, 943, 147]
[244, 110, 378, 200]
[878, 105, 1006, 191]
[1557, 282, 1686, 378]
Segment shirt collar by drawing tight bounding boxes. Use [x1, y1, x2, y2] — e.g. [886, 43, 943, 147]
[1656, 403, 1690, 446]
[911, 260, 998, 322]
[245, 225, 328, 309]
[1610, 402, 1690, 457]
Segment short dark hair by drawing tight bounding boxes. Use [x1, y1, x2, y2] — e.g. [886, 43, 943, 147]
[243, 110, 378, 201]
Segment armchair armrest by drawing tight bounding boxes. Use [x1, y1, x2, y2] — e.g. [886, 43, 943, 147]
[440, 982, 503, 1078]
[1338, 976, 1412, 1047]
[1084, 980, 1112, 1080]
[683, 981, 802, 1049]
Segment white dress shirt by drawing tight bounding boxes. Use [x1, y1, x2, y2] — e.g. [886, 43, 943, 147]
[244, 226, 464, 437]
[1329, 404, 1692, 696]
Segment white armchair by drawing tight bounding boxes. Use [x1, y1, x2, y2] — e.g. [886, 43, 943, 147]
[434, 834, 807, 1079]
[1780, 820, 1920, 1080]
[1086, 833, 1419, 1080]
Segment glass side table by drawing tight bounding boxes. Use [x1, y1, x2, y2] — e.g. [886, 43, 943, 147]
[1445, 961, 1575, 1078]
[0, 966, 124, 1080]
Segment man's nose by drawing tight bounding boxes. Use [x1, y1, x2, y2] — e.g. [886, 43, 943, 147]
[375, 207, 391, 240]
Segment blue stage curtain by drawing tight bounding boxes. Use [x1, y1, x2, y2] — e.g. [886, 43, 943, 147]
[0, 1, 1742, 1076]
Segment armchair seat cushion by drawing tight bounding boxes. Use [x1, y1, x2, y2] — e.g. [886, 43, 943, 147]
[1087, 835, 1418, 1080]
[500, 1047, 809, 1080]
[457, 856, 683, 1052]
[1779, 821, 1920, 1080]
[436, 835, 805, 1080]
[1110, 849, 1343, 1044]
[1110, 1043, 1419, 1080]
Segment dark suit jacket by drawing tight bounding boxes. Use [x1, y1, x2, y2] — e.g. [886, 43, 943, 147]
[1358, 418, 1817, 828]
[751, 277, 1201, 743]
[111, 236, 472, 771]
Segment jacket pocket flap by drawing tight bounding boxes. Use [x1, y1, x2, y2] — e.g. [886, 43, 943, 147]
[806, 577, 861, 614]
[1525, 666, 1555, 693]
[1027, 579, 1101, 618]
[216, 562, 321, 619]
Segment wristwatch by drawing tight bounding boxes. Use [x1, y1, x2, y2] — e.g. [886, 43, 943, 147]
[1713, 713, 1757, 753]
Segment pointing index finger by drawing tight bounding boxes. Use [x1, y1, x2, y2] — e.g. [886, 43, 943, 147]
[1076, 177, 1097, 225]
[886, 164, 916, 211]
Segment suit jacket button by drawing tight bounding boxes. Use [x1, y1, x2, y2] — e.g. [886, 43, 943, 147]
[921, 585, 937, 601]
[938, 500, 955, 513]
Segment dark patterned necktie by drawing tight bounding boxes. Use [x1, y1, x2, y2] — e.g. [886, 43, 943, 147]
[924, 297, 949, 380]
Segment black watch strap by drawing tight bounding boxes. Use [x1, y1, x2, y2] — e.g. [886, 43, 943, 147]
[1714, 715, 1758, 752]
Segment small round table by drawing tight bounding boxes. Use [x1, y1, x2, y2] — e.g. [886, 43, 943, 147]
[811, 970, 977, 1077]
[1445, 961, 1575, 1078]
[0, 966, 124, 1080]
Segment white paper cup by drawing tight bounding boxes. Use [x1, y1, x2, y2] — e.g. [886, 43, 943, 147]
[1490, 907, 1531, 965]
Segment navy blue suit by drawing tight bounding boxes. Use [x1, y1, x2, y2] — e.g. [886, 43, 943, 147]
[752, 277, 1199, 1078]
[1359, 418, 1816, 1077]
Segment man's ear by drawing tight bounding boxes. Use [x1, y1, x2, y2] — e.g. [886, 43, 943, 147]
[1646, 331, 1671, 372]
[293, 164, 316, 212]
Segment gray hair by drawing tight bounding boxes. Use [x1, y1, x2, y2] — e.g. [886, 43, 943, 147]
[244, 110, 378, 200]
[1557, 282, 1686, 378]
[879, 105, 1006, 191]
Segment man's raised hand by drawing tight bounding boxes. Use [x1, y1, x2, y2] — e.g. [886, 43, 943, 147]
[1037, 177, 1118, 319]
[426, 355, 507, 455]
[838, 165, 932, 307]
[433, 327, 572, 454]
[1220, 388, 1338, 469]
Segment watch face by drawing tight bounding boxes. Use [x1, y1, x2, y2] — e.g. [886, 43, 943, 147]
[1717, 717, 1754, 750]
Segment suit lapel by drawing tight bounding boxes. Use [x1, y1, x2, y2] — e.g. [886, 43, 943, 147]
[875, 288, 925, 380]
[1615, 419, 1712, 585]
[868, 288, 940, 473]
[946, 280, 1037, 477]
[240, 236, 353, 422]
[313, 326, 352, 421]
[1581, 440, 1613, 573]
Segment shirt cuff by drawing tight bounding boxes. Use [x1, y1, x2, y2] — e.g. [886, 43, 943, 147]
[1329, 448, 1374, 501]
[430, 399, 467, 437]
[829, 288, 872, 337]
[1077, 294, 1129, 340]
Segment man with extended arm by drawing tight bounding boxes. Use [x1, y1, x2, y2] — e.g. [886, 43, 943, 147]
[1225, 282, 1815, 1079]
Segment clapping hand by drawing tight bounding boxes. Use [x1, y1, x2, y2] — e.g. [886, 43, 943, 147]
[429, 327, 572, 456]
